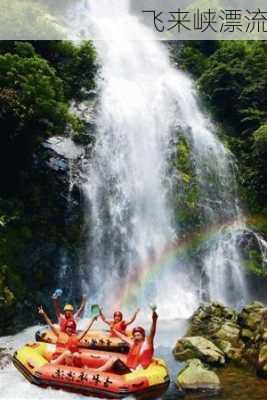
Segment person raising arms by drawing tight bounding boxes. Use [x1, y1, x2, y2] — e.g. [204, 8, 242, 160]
[52, 291, 86, 332]
[97, 310, 158, 372]
[38, 306, 97, 367]
[100, 308, 139, 337]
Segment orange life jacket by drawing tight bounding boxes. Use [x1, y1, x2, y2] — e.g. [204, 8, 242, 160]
[126, 340, 154, 370]
[110, 320, 127, 336]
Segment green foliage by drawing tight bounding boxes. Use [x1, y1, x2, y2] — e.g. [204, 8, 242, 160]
[0, 265, 15, 306]
[0, 0, 64, 39]
[253, 124, 267, 155]
[198, 42, 267, 133]
[0, 40, 96, 330]
[31, 41, 97, 100]
[0, 40, 96, 193]
[179, 45, 208, 77]
[173, 137, 201, 232]
[0, 50, 67, 135]
[242, 250, 267, 277]
[179, 41, 219, 77]
[177, 41, 267, 217]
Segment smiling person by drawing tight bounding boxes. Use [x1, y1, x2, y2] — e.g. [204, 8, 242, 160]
[38, 306, 97, 367]
[100, 308, 140, 337]
[97, 310, 158, 372]
[52, 292, 86, 332]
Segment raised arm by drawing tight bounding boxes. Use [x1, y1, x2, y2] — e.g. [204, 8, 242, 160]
[52, 297, 62, 320]
[112, 328, 132, 346]
[75, 295, 86, 318]
[147, 311, 158, 346]
[78, 316, 98, 341]
[38, 306, 59, 337]
[125, 308, 140, 327]
[99, 308, 111, 326]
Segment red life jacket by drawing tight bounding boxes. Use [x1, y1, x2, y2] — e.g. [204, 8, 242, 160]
[110, 320, 127, 336]
[59, 314, 78, 332]
[126, 340, 154, 370]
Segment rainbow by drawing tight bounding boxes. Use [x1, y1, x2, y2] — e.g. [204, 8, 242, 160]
[114, 214, 266, 308]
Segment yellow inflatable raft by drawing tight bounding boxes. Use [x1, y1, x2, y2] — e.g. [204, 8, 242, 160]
[35, 328, 130, 353]
[13, 342, 170, 399]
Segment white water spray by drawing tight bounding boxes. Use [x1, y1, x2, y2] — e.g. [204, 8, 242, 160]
[79, 0, 249, 315]
[79, 0, 200, 318]
[170, 74, 249, 306]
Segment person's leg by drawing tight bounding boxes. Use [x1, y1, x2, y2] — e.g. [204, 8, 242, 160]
[96, 356, 118, 372]
[65, 351, 75, 366]
[50, 350, 71, 366]
[73, 351, 83, 368]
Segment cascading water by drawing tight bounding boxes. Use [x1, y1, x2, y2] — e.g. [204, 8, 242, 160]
[3, 2, 267, 400]
[79, 0, 249, 315]
[169, 75, 249, 306]
[81, 0, 199, 318]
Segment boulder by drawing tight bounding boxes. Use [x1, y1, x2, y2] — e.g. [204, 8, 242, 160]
[240, 328, 254, 341]
[173, 336, 225, 366]
[176, 359, 221, 392]
[261, 330, 267, 342]
[215, 339, 245, 363]
[214, 321, 240, 343]
[257, 344, 267, 377]
[188, 302, 238, 337]
[177, 301, 267, 372]
[238, 302, 265, 331]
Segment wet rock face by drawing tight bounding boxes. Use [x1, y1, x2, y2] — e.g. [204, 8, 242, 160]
[238, 230, 262, 255]
[0, 137, 85, 334]
[176, 358, 221, 393]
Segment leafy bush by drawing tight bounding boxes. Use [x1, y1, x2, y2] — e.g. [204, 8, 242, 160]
[177, 41, 267, 217]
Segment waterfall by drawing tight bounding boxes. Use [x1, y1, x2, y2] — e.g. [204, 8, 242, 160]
[170, 75, 249, 306]
[76, 0, 250, 316]
[79, 0, 198, 318]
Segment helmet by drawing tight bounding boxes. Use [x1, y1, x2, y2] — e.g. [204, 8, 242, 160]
[132, 326, 145, 337]
[64, 304, 74, 312]
[113, 311, 123, 319]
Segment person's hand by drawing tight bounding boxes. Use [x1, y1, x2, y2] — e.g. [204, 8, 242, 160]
[38, 306, 45, 316]
[52, 289, 62, 299]
[152, 310, 158, 321]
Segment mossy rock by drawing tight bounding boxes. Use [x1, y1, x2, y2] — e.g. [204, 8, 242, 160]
[173, 336, 225, 366]
[238, 303, 265, 331]
[240, 328, 255, 341]
[257, 344, 267, 377]
[176, 358, 221, 392]
[214, 321, 240, 343]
